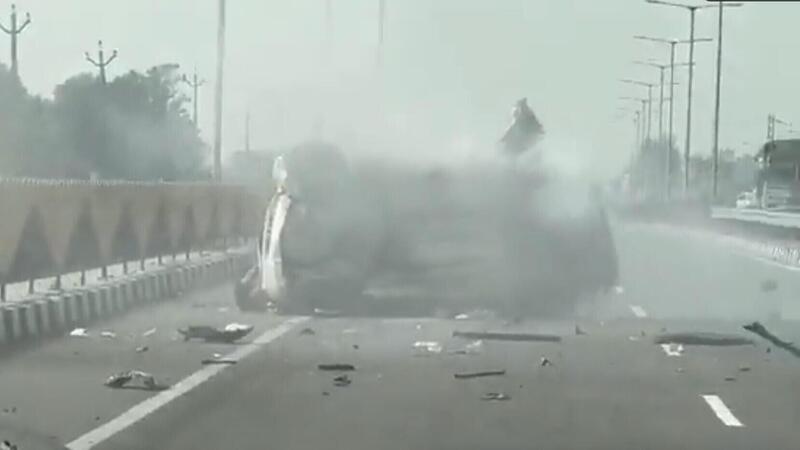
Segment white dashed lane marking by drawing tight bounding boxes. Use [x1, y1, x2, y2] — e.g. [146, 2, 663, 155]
[702, 395, 745, 428]
[629, 305, 648, 318]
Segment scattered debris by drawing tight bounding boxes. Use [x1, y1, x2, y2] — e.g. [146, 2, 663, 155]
[766, 347, 772, 354]
[413, 341, 443, 355]
[415, 323, 423, 330]
[342, 328, 358, 335]
[661, 343, 684, 356]
[1, 440, 17, 450]
[352, 344, 360, 350]
[135, 346, 149, 353]
[453, 331, 561, 343]
[640, 330, 646, 337]
[653, 332, 754, 347]
[540, 357, 552, 367]
[100, 331, 117, 339]
[724, 376, 737, 382]
[104, 370, 160, 390]
[575, 325, 587, 336]
[481, 392, 511, 401]
[1, 407, 16, 414]
[675, 367, 685, 373]
[201, 358, 237, 365]
[760, 279, 779, 293]
[627, 336, 640, 342]
[450, 340, 484, 355]
[333, 374, 351, 387]
[213, 353, 222, 359]
[178, 323, 254, 343]
[299, 327, 316, 336]
[142, 328, 157, 337]
[454, 370, 506, 379]
[738, 366, 751, 372]
[454, 313, 470, 320]
[613, 286, 625, 295]
[743, 321, 800, 358]
[322, 391, 330, 396]
[318, 364, 356, 371]
[313, 308, 341, 318]
[70, 328, 89, 338]
[217, 307, 230, 313]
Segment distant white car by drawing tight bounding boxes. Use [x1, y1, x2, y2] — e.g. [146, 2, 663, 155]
[736, 191, 757, 209]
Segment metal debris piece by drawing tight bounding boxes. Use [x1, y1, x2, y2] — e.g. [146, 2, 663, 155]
[142, 328, 157, 337]
[352, 344, 360, 350]
[724, 376, 736, 382]
[653, 332, 754, 347]
[575, 325, 587, 336]
[100, 331, 117, 339]
[135, 346, 149, 353]
[299, 327, 316, 336]
[453, 331, 561, 343]
[760, 279, 778, 293]
[333, 374, 351, 387]
[413, 341, 443, 355]
[318, 364, 356, 371]
[743, 321, 800, 358]
[178, 323, 254, 343]
[738, 366, 751, 372]
[481, 392, 511, 401]
[454, 370, 506, 379]
[70, 328, 89, 337]
[104, 370, 159, 390]
[322, 391, 330, 396]
[201, 358, 237, 365]
[540, 357, 552, 367]
[313, 308, 341, 318]
[449, 340, 484, 355]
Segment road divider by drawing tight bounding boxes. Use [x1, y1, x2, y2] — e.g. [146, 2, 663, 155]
[0, 248, 253, 350]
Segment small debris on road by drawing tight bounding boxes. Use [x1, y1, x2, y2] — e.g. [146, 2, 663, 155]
[142, 328, 157, 337]
[104, 370, 160, 390]
[342, 328, 358, 335]
[217, 307, 230, 313]
[413, 341, 443, 355]
[540, 357, 552, 367]
[322, 391, 330, 396]
[313, 308, 341, 318]
[454, 313, 470, 320]
[318, 364, 356, 371]
[454, 370, 506, 379]
[653, 332, 754, 347]
[178, 323, 254, 343]
[627, 336, 640, 342]
[1, 440, 18, 450]
[415, 323, 423, 330]
[201, 358, 237, 365]
[2, 407, 16, 414]
[100, 330, 116, 339]
[760, 279, 778, 293]
[766, 347, 772, 354]
[575, 325, 587, 336]
[352, 344, 360, 350]
[70, 328, 89, 338]
[299, 327, 316, 336]
[333, 374, 351, 387]
[675, 367, 684, 373]
[613, 286, 625, 295]
[135, 346, 148, 353]
[481, 392, 511, 401]
[724, 376, 737, 382]
[449, 340, 483, 355]
[738, 366, 751, 372]
[743, 321, 800, 358]
[453, 331, 561, 343]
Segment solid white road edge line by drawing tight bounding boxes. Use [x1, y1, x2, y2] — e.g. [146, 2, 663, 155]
[66, 316, 310, 450]
[702, 394, 744, 428]
[629, 305, 648, 318]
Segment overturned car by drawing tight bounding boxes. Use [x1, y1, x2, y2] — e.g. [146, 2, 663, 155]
[236, 101, 618, 317]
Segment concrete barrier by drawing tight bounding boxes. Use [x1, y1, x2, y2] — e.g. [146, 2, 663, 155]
[0, 250, 252, 350]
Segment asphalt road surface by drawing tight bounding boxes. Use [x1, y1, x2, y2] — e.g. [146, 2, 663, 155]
[2, 222, 800, 449]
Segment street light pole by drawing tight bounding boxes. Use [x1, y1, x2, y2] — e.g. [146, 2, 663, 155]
[633, 60, 688, 144]
[711, 1, 743, 199]
[84, 40, 118, 85]
[212, 0, 226, 182]
[0, 4, 31, 80]
[620, 79, 657, 143]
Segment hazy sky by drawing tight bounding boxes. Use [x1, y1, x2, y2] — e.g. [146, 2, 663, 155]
[5, 0, 800, 177]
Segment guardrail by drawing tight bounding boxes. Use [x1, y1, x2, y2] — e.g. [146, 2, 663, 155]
[711, 207, 800, 229]
[0, 178, 263, 299]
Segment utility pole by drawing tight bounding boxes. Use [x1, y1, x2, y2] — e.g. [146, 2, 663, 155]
[212, 0, 227, 182]
[182, 68, 205, 127]
[377, 0, 386, 67]
[0, 4, 30, 80]
[620, 79, 656, 143]
[633, 60, 689, 143]
[245, 109, 251, 153]
[711, 1, 743, 199]
[84, 40, 118, 85]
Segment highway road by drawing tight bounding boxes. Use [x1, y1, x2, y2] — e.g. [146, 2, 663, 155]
[1, 222, 800, 449]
